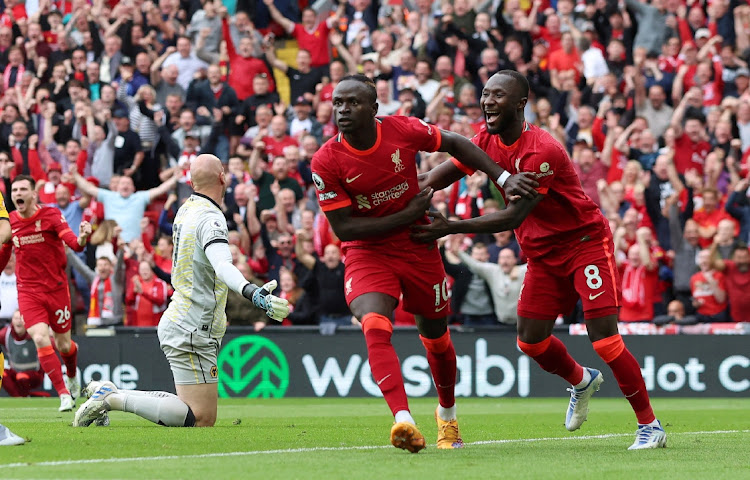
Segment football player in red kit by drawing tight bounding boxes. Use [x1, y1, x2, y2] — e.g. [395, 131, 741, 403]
[415, 71, 666, 450]
[312, 74, 537, 453]
[0, 175, 92, 412]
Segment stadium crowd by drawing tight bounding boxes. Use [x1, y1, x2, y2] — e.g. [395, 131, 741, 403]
[0, 0, 749, 341]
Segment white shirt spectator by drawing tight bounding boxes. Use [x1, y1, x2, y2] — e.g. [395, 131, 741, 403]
[582, 47, 609, 82]
[162, 52, 209, 90]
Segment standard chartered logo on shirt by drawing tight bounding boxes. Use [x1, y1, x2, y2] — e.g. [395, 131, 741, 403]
[217, 336, 289, 398]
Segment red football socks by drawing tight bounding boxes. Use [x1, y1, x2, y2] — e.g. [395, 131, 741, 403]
[593, 335, 655, 424]
[517, 335, 584, 385]
[37, 345, 69, 396]
[362, 313, 408, 416]
[420, 330, 456, 409]
[60, 340, 78, 378]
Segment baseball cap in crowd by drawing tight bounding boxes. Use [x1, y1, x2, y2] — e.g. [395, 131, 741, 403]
[736, 68, 750, 78]
[361, 52, 378, 64]
[120, 56, 133, 66]
[695, 28, 711, 40]
[113, 109, 128, 118]
[185, 129, 201, 139]
[581, 21, 596, 33]
[48, 162, 62, 173]
[292, 96, 312, 107]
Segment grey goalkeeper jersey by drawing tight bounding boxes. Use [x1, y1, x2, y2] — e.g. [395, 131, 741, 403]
[161, 193, 230, 339]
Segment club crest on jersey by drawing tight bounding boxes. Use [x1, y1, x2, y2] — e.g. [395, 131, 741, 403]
[345, 277, 353, 295]
[392, 149, 404, 173]
[35, 220, 42, 232]
[312, 173, 325, 191]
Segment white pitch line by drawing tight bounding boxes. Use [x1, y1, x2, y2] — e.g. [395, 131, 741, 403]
[2, 429, 748, 469]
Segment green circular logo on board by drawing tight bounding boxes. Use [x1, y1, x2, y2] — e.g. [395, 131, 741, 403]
[217, 336, 289, 398]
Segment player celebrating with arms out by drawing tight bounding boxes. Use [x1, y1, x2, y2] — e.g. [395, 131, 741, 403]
[0, 175, 92, 412]
[74, 155, 289, 428]
[414, 71, 666, 450]
[311, 74, 538, 453]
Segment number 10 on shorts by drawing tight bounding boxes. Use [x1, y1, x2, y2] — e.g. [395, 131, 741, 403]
[433, 278, 450, 307]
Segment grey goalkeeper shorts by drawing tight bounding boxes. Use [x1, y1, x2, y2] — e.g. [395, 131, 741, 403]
[158, 320, 221, 385]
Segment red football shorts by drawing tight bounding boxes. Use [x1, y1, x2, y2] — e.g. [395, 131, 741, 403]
[18, 285, 73, 334]
[343, 244, 451, 319]
[517, 236, 621, 320]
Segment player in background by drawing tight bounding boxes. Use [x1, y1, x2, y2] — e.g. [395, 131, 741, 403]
[0, 189, 22, 445]
[311, 74, 538, 453]
[0, 175, 91, 412]
[74, 154, 289, 428]
[414, 71, 666, 450]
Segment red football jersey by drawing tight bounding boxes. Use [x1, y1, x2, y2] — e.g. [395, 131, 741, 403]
[292, 22, 331, 68]
[311, 116, 442, 250]
[0, 206, 85, 293]
[454, 123, 609, 259]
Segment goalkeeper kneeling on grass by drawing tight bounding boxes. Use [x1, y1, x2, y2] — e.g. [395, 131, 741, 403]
[74, 154, 289, 428]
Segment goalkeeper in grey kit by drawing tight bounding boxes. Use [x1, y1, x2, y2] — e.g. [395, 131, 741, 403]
[74, 154, 289, 427]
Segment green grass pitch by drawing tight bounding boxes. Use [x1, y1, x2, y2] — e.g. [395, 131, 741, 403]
[1, 397, 749, 480]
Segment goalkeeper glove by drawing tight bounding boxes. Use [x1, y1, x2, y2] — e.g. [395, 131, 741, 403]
[242, 280, 290, 322]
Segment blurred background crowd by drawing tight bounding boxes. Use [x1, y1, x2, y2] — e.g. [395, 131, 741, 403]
[0, 0, 749, 339]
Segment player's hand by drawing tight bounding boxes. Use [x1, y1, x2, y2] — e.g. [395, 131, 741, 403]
[410, 210, 452, 243]
[244, 280, 290, 322]
[79, 221, 93, 239]
[404, 187, 434, 221]
[503, 172, 539, 198]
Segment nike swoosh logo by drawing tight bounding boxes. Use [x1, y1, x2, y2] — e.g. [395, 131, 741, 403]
[11, 229, 18, 233]
[435, 304, 448, 312]
[345, 174, 363, 183]
[589, 292, 605, 301]
[377, 374, 392, 386]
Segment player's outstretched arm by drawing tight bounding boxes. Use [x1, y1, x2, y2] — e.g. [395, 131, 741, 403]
[325, 187, 434, 242]
[204, 241, 289, 321]
[438, 130, 539, 198]
[411, 194, 544, 243]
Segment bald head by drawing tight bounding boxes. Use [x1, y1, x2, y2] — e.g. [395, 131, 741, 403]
[190, 154, 224, 192]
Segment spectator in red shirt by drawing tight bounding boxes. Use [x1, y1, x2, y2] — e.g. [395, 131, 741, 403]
[693, 187, 738, 248]
[711, 242, 750, 322]
[220, 10, 275, 100]
[619, 227, 660, 322]
[690, 249, 728, 322]
[548, 32, 581, 90]
[125, 261, 171, 327]
[573, 146, 608, 207]
[263, 0, 345, 70]
[669, 89, 711, 175]
[262, 115, 297, 160]
[9, 121, 45, 182]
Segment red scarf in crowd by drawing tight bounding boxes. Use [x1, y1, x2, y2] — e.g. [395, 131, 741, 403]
[89, 275, 114, 325]
[621, 265, 646, 309]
